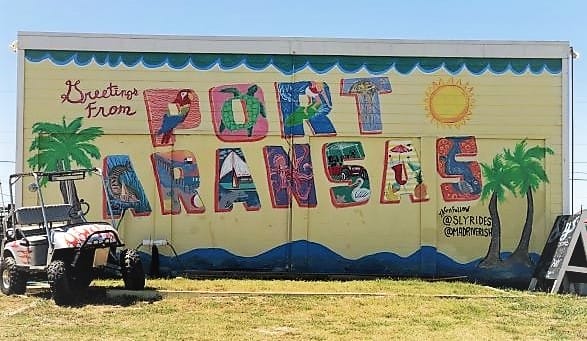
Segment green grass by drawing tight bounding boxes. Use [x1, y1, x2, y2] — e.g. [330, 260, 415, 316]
[0, 278, 585, 340]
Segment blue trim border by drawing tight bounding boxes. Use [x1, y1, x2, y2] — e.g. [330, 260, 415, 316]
[25, 50, 562, 76]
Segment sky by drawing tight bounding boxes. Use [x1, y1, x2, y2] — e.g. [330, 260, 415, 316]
[0, 0, 586, 211]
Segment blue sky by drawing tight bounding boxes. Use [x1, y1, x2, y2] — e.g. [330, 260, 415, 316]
[0, 0, 586, 210]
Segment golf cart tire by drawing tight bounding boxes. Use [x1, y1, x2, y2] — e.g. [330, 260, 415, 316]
[47, 260, 75, 306]
[0, 256, 27, 295]
[121, 249, 145, 290]
[72, 269, 93, 291]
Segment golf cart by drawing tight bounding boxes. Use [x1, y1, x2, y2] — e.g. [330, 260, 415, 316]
[0, 168, 145, 305]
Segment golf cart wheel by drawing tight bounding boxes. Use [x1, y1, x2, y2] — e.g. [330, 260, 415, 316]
[47, 260, 75, 306]
[72, 269, 93, 291]
[121, 249, 145, 290]
[0, 256, 27, 295]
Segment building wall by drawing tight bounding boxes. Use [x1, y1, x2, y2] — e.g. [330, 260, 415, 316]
[19, 36, 567, 283]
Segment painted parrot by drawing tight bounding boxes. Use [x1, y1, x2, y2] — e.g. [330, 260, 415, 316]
[285, 82, 330, 127]
[158, 89, 193, 144]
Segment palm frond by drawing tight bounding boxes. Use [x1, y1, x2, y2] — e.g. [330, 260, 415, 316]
[27, 151, 60, 173]
[65, 116, 83, 134]
[31, 122, 65, 134]
[69, 148, 93, 169]
[513, 140, 527, 158]
[525, 145, 554, 160]
[29, 134, 62, 152]
[77, 126, 104, 139]
[528, 162, 549, 183]
[28, 116, 104, 177]
[77, 143, 101, 159]
[508, 141, 553, 194]
[480, 153, 517, 203]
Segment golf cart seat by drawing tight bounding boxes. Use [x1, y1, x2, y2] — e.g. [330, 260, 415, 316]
[15, 204, 73, 225]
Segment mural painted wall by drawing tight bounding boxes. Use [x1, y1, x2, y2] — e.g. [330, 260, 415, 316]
[21, 47, 565, 284]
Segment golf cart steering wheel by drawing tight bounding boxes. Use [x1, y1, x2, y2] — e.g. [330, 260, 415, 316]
[68, 199, 91, 219]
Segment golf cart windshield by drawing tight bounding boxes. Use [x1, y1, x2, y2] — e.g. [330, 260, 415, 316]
[6, 168, 110, 222]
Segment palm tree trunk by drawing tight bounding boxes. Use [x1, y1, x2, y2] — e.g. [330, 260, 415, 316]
[57, 160, 81, 214]
[509, 188, 534, 265]
[479, 192, 502, 267]
[59, 180, 81, 209]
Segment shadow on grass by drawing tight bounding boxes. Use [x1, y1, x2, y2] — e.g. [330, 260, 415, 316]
[28, 285, 162, 308]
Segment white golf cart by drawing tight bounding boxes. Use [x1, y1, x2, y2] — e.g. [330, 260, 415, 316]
[0, 168, 145, 305]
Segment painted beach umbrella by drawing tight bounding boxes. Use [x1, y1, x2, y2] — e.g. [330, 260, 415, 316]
[390, 144, 411, 185]
[390, 144, 411, 162]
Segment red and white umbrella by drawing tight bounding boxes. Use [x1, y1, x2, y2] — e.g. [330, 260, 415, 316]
[390, 144, 411, 162]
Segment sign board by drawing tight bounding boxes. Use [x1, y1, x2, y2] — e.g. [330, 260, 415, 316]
[528, 214, 572, 291]
[542, 211, 587, 293]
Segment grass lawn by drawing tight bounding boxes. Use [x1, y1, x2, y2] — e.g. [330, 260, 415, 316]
[0, 278, 585, 340]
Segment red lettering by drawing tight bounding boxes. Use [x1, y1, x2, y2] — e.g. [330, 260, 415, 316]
[60, 80, 85, 103]
[61, 80, 138, 119]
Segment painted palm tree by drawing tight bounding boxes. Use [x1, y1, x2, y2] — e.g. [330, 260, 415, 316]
[27, 116, 104, 205]
[479, 155, 516, 268]
[503, 140, 554, 266]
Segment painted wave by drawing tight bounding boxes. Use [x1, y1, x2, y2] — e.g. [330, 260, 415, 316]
[25, 50, 562, 76]
[140, 240, 541, 286]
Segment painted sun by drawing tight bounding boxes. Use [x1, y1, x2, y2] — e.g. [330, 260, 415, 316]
[425, 78, 474, 127]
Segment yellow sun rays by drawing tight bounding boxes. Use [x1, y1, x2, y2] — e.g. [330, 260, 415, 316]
[425, 78, 474, 128]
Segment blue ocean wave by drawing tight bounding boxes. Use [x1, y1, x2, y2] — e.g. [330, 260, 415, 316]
[139, 240, 541, 285]
[25, 50, 561, 76]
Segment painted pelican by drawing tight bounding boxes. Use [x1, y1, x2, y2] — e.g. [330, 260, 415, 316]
[351, 178, 370, 202]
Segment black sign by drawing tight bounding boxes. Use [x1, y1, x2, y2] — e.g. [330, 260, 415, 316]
[529, 211, 587, 294]
[529, 215, 573, 291]
[545, 214, 581, 280]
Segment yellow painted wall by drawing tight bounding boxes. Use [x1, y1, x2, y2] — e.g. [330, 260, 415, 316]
[21, 51, 564, 274]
